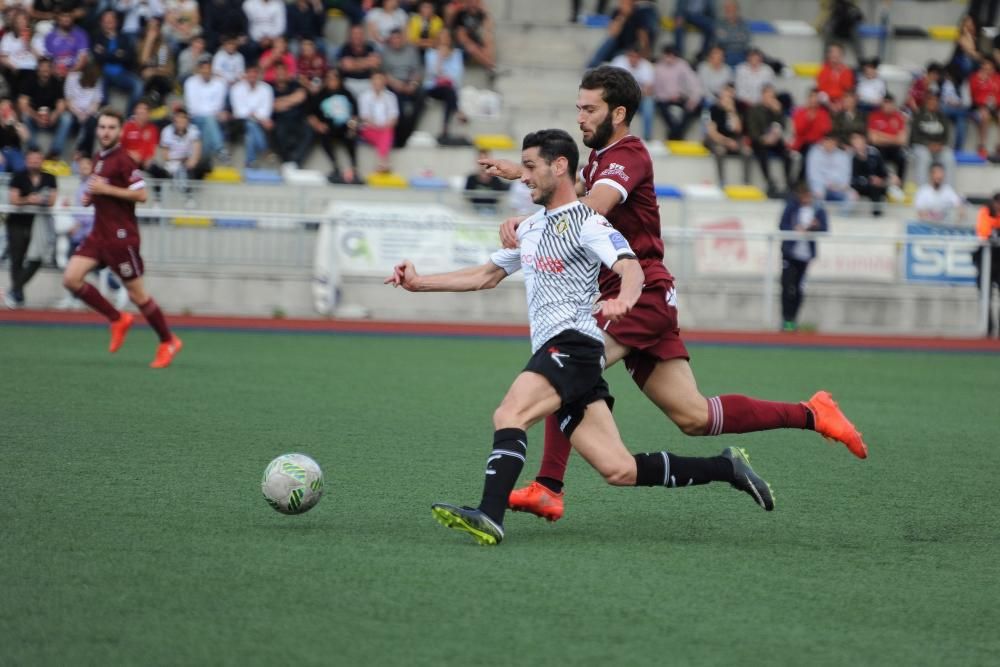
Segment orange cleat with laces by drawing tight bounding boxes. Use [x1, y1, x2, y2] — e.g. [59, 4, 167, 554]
[109, 312, 134, 353]
[805, 391, 868, 459]
[150, 336, 183, 369]
[508, 481, 564, 522]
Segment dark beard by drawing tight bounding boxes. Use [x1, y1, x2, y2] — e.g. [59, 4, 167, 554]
[583, 113, 614, 149]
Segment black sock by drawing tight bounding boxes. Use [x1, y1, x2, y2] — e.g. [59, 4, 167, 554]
[633, 452, 734, 487]
[477, 428, 527, 525]
[804, 409, 816, 431]
[535, 476, 563, 493]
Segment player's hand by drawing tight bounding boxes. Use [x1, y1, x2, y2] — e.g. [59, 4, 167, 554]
[384, 260, 420, 291]
[597, 298, 632, 323]
[499, 215, 527, 249]
[86, 175, 110, 195]
[478, 157, 521, 181]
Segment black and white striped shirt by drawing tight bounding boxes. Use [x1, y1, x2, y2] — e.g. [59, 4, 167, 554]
[491, 201, 636, 352]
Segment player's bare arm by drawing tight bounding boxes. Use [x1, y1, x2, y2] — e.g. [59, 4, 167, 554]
[579, 183, 623, 217]
[385, 260, 508, 292]
[88, 176, 148, 203]
[478, 156, 522, 181]
[598, 257, 642, 322]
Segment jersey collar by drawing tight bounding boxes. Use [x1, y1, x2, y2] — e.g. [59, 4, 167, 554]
[98, 143, 121, 158]
[594, 134, 632, 157]
[544, 201, 579, 216]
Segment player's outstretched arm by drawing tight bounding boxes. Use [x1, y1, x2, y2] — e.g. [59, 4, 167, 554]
[478, 156, 522, 181]
[598, 258, 643, 322]
[384, 260, 508, 293]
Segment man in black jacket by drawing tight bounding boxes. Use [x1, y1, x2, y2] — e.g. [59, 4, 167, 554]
[849, 131, 889, 215]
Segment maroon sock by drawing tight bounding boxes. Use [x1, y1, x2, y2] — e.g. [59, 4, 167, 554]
[536, 414, 573, 484]
[73, 283, 120, 322]
[706, 395, 812, 435]
[139, 298, 172, 342]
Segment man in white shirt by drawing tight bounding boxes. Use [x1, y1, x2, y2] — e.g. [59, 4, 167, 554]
[243, 0, 286, 48]
[609, 47, 654, 140]
[357, 70, 398, 172]
[734, 47, 775, 108]
[914, 163, 965, 224]
[212, 35, 246, 85]
[183, 57, 230, 160]
[806, 134, 854, 203]
[229, 64, 274, 166]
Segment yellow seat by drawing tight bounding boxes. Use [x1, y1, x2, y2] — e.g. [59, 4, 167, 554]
[666, 140, 709, 157]
[792, 62, 822, 78]
[474, 134, 515, 151]
[724, 185, 767, 201]
[660, 16, 675, 30]
[204, 166, 243, 183]
[928, 25, 958, 41]
[366, 172, 408, 189]
[326, 7, 343, 18]
[41, 160, 72, 177]
[172, 216, 213, 227]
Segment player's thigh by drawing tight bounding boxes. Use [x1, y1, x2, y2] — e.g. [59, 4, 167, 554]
[569, 400, 636, 486]
[642, 357, 710, 435]
[63, 254, 99, 287]
[602, 330, 631, 367]
[493, 371, 563, 431]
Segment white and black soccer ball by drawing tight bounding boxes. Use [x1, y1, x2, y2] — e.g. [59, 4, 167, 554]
[261, 453, 325, 515]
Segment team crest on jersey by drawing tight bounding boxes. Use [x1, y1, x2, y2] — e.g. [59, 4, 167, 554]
[599, 162, 629, 182]
[555, 216, 569, 235]
[95, 160, 104, 174]
[118, 262, 134, 278]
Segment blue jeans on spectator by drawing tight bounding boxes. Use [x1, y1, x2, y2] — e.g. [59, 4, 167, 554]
[192, 116, 225, 156]
[243, 119, 269, 166]
[943, 108, 968, 151]
[638, 96, 654, 141]
[102, 68, 144, 111]
[26, 112, 74, 157]
[675, 11, 714, 60]
[1, 147, 25, 172]
[587, 6, 660, 66]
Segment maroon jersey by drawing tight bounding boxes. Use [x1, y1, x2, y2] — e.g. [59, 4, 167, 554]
[582, 134, 672, 296]
[91, 144, 145, 242]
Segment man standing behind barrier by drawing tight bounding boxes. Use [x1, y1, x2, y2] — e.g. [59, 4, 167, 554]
[973, 193, 1000, 337]
[779, 184, 828, 332]
[4, 148, 56, 308]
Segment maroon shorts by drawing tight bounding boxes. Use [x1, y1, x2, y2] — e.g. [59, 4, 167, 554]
[74, 236, 144, 281]
[594, 278, 689, 389]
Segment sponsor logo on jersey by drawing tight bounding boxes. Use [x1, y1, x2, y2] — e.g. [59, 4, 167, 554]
[95, 160, 104, 174]
[599, 162, 629, 182]
[609, 232, 628, 250]
[522, 254, 565, 274]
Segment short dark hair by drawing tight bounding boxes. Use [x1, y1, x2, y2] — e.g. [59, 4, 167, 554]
[97, 106, 124, 126]
[579, 65, 641, 125]
[521, 128, 579, 178]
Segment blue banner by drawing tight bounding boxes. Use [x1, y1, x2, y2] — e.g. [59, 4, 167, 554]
[904, 222, 979, 285]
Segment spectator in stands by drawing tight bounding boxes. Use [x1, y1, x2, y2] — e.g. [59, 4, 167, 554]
[64, 60, 102, 158]
[423, 30, 466, 144]
[0, 10, 40, 94]
[941, 65, 971, 151]
[697, 45, 733, 103]
[855, 58, 886, 113]
[183, 57, 230, 162]
[260, 35, 296, 84]
[122, 100, 160, 173]
[367, 0, 409, 47]
[652, 44, 702, 140]
[162, 0, 202, 50]
[911, 93, 956, 187]
[748, 84, 792, 197]
[117, 0, 166, 47]
[18, 58, 72, 159]
[338, 24, 382, 97]
[465, 149, 509, 214]
[821, 0, 864, 63]
[409, 1, 445, 54]
[806, 133, 853, 202]
[968, 58, 1000, 159]
[308, 68, 360, 184]
[4, 148, 56, 309]
[973, 192, 1000, 336]
[867, 93, 907, 181]
[150, 107, 210, 199]
[914, 163, 964, 224]
[817, 43, 855, 106]
[906, 62, 944, 113]
[137, 18, 174, 110]
[270, 61, 310, 166]
[358, 69, 398, 173]
[45, 10, 89, 79]
[451, 0, 497, 72]
[673, 0, 714, 62]
[734, 47, 774, 110]
[967, 0, 1000, 27]
[948, 14, 987, 83]
[704, 83, 750, 187]
[588, 0, 658, 67]
[230, 64, 274, 167]
[177, 36, 207, 81]
[243, 0, 286, 55]
[202, 0, 248, 53]
[92, 10, 144, 111]
[848, 131, 889, 214]
[286, 0, 326, 53]
[779, 183, 828, 332]
[714, 0, 750, 68]
[213, 35, 246, 85]
[297, 40, 328, 85]
[791, 88, 833, 181]
[0, 98, 29, 173]
[383, 28, 424, 148]
[831, 89, 866, 144]
[610, 46, 654, 141]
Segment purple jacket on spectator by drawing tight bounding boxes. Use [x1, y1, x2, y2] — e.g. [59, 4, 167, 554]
[45, 26, 89, 75]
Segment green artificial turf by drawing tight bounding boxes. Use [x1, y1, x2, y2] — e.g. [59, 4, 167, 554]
[1, 325, 998, 666]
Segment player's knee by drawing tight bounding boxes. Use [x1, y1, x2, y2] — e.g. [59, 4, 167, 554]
[601, 461, 636, 486]
[674, 408, 709, 436]
[492, 405, 524, 431]
[62, 273, 82, 291]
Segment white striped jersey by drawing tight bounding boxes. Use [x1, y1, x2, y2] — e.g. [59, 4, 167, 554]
[490, 201, 636, 352]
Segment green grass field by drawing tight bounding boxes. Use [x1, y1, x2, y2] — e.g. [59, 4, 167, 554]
[1, 324, 998, 666]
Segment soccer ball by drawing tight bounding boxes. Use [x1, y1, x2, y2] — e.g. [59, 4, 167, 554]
[261, 453, 325, 515]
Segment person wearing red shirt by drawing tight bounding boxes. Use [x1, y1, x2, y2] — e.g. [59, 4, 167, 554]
[968, 59, 1000, 158]
[121, 100, 159, 170]
[791, 88, 833, 181]
[259, 36, 297, 85]
[295, 38, 327, 86]
[816, 43, 855, 105]
[906, 62, 944, 113]
[866, 93, 908, 181]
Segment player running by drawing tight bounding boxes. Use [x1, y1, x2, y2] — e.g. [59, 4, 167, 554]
[479, 66, 867, 523]
[387, 129, 774, 546]
[61, 108, 183, 369]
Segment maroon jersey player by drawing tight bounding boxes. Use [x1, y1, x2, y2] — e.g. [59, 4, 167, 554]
[480, 66, 868, 522]
[61, 107, 183, 369]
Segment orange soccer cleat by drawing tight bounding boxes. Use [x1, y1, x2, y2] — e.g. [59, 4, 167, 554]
[150, 336, 183, 369]
[109, 312, 134, 353]
[508, 481, 564, 522]
[805, 391, 868, 459]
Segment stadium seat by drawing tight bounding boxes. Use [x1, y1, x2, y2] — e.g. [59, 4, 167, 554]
[281, 166, 326, 186]
[409, 176, 450, 190]
[792, 62, 822, 78]
[877, 64, 914, 83]
[771, 20, 816, 36]
[681, 184, 725, 200]
[205, 166, 243, 183]
[654, 184, 684, 199]
[42, 160, 71, 177]
[366, 172, 408, 188]
[326, 7, 343, 18]
[243, 168, 283, 184]
[172, 216, 213, 227]
[858, 24, 888, 38]
[927, 25, 959, 41]
[956, 151, 988, 165]
[747, 20, 776, 34]
[214, 218, 257, 228]
[724, 185, 767, 201]
[659, 16, 675, 31]
[474, 134, 515, 151]
[666, 140, 710, 157]
[582, 14, 611, 28]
